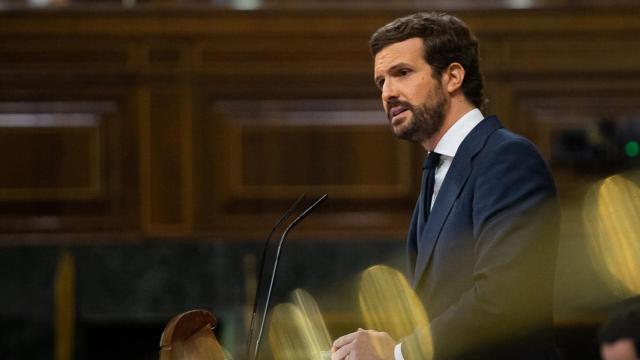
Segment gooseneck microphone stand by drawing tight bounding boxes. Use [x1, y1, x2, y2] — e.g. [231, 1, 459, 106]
[246, 194, 328, 360]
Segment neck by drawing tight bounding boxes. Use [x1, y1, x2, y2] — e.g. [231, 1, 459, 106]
[421, 98, 475, 152]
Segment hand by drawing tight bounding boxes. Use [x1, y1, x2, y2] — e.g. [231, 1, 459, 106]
[331, 328, 397, 360]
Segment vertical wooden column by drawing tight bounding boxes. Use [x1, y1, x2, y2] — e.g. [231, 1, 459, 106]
[54, 249, 75, 360]
[138, 80, 193, 235]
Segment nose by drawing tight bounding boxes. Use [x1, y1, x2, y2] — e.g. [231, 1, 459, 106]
[381, 78, 398, 104]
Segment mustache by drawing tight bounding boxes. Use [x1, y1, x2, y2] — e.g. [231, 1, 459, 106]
[386, 99, 414, 120]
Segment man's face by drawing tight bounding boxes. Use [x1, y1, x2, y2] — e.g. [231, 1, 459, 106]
[373, 37, 448, 144]
[601, 339, 640, 360]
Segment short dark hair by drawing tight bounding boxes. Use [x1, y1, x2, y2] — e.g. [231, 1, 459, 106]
[370, 12, 486, 109]
[599, 301, 640, 356]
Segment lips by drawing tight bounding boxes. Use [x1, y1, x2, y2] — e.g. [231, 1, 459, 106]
[389, 106, 409, 121]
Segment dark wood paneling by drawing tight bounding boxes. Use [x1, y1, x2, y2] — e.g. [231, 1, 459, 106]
[0, 38, 129, 75]
[0, 8, 639, 238]
[0, 99, 138, 233]
[139, 83, 193, 234]
[191, 100, 417, 237]
[210, 101, 411, 200]
[239, 126, 402, 188]
[0, 113, 102, 201]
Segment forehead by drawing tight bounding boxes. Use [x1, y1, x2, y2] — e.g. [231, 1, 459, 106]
[373, 37, 426, 75]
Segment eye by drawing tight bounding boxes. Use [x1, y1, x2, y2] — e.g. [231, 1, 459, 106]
[398, 68, 411, 76]
[376, 78, 385, 89]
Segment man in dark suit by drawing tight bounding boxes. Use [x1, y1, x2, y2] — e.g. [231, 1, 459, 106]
[332, 12, 559, 360]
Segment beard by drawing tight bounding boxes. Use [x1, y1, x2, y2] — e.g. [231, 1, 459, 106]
[387, 85, 447, 144]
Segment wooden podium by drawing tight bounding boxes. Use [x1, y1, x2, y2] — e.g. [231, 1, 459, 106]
[159, 310, 226, 360]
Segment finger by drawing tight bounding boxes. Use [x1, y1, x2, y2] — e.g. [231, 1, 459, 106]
[332, 331, 359, 349]
[331, 342, 351, 360]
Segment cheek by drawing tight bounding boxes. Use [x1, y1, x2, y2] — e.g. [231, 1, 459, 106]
[408, 81, 430, 101]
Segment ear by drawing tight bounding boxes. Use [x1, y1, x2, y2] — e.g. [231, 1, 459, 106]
[443, 63, 465, 94]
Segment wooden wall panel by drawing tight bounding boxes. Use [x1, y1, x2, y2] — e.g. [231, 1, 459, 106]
[0, 8, 639, 238]
[192, 100, 417, 237]
[0, 38, 129, 74]
[512, 89, 640, 175]
[0, 113, 102, 202]
[139, 83, 193, 234]
[499, 34, 640, 73]
[210, 101, 411, 200]
[199, 35, 369, 76]
[0, 99, 138, 234]
[238, 126, 404, 191]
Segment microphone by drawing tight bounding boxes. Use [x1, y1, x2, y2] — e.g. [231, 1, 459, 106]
[249, 194, 329, 360]
[246, 194, 305, 359]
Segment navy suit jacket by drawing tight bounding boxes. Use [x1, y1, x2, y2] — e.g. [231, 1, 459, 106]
[402, 116, 560, 359]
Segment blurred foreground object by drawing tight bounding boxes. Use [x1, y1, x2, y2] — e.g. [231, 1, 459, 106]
[358, 265, 432, 359]
[159, 309, 227, 360]
[599, 300, 640, 360]
[584, 173, 640, 297]
[268, 289, 331, 360]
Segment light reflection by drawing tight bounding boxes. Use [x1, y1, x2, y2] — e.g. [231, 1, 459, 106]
[291, 289, 332, 353]
[358, 265, 432, 359]
[268, 266, 433, 360]
[584, 173, 640, 297]
[268, 289, 331, 360]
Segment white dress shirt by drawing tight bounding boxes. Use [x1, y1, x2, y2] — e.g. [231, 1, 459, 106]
[394, 108, 484, 360]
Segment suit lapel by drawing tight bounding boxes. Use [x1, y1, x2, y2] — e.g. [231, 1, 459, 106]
[406, 200, 420, 275]
[412, 116, 503, 287]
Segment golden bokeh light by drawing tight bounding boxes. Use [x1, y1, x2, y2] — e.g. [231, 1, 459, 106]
[268, 289, 331, 360]
[291, 289, 332, 354]
[358, 265, 432, 359]
[584, 173, 640, 297]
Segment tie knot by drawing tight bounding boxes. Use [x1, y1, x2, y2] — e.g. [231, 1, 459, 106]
[423, 152, 441, 170]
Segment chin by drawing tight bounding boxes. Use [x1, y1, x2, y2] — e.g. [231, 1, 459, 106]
[393, 127, 420, 143]
[392, 124, 408, 138]
[391, 116, 411, 133]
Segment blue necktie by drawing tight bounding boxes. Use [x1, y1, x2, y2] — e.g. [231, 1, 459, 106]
[422, 151, 441, 222]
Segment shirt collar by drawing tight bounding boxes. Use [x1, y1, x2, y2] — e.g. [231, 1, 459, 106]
[434, 108, 484, 158]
